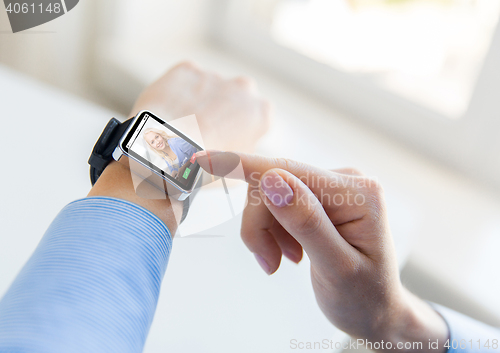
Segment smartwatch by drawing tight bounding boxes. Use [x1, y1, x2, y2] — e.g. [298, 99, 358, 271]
[88, 110, 205, 221]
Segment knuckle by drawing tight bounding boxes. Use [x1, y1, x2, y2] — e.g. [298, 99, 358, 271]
[232, 76, 257, 89]
[276, 157, 300, 173]
[346, 167, 364, 176]
[295, 202, 323, 237]
[351, 168, 364, 175]
[361, 177, 382, 196]
[273, 158, 310, 183]
[174, 61, 200, 72]
[330, 167, 364, 176]
[206, 69, 222, 81]
[360, 177, 386, 219]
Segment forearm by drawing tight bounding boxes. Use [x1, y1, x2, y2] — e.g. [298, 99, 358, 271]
[0, 145, 182, 352]
[0, 197, 172, 353]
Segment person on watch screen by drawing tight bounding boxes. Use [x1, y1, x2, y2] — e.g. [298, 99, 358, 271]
[143, 127, 197, 178]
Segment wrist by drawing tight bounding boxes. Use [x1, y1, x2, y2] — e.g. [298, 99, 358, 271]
[369, 287, 449, 353]
[87, 160, 183, 235]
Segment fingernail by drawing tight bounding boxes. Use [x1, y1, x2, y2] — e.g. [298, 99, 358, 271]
[254, 253, 271, 275]
[195, 150, 207, 157]
[260, 171, 293, 207]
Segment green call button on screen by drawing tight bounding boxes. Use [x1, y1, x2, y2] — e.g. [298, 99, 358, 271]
[183, 168, 191, 179]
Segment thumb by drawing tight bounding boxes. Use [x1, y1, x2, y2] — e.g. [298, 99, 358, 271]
[259, 169, 354, 266]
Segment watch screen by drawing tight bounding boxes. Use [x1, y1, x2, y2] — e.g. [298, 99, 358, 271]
[121, 111, 203, 191]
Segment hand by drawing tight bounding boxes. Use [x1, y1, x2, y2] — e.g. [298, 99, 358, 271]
[130, 61, 271, 153]
[195, 151, 449, 352]
[88, 62, 272, 233]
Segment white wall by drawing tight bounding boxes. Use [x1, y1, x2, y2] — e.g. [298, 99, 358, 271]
[109, 0, 211, 47]
[0, 0, 212, 105]
[0, 0, 93, 95]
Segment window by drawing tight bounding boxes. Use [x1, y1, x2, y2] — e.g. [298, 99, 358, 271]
[213, 0, 500, 187]
[270, 0, 500, 118]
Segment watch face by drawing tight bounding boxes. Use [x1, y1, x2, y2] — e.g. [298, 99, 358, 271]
[121, 111, 203, 192]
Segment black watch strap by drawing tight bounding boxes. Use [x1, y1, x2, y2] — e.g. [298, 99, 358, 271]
[88, 117, 133, 186]
[88, 117, 192, 223]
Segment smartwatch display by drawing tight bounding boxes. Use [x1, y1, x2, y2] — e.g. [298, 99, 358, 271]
[89, 110, 204, 202]
[116, 110, 204, 199]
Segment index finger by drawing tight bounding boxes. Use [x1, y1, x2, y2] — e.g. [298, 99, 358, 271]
[195, 150, 359, 194]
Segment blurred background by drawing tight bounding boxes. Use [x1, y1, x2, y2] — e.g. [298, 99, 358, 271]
[2, 0, 500, 352]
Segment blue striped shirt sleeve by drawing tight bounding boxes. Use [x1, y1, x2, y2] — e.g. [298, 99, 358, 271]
[0, 197, 172, 353]
[432, 304, 500, 353]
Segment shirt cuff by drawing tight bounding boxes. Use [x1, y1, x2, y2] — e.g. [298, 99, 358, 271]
[0, 197, 173, 353]
[431, 303, 500, 353]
